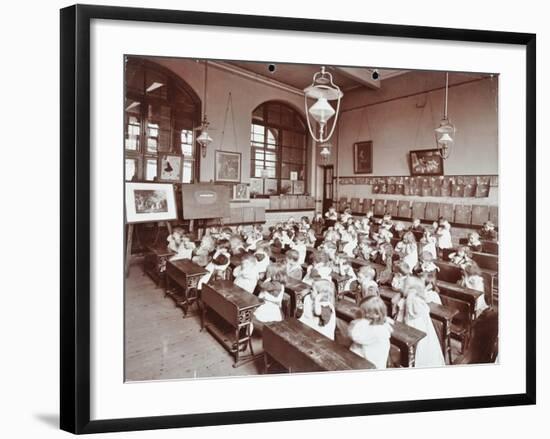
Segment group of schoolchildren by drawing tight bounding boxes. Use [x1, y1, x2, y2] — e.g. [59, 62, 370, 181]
[164, 207, 498, 369]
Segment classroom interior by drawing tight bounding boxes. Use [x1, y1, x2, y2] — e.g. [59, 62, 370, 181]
[124, 56, 499, 381]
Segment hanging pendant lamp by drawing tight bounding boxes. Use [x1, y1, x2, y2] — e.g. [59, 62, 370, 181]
[197, 61, 213, 158]
[304, 66, 343, 143]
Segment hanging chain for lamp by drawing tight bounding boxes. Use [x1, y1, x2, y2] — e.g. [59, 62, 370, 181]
[197, 60, 213, 157]
[435, 72, 455, 160]
[219, 92, 238, 152]
[304, 66, 343, 143]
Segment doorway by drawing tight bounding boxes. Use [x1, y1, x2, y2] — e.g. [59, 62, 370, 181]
[321, 165, 334, 214]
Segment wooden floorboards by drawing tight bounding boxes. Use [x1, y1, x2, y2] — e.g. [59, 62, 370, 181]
[125, 264, 264, 382]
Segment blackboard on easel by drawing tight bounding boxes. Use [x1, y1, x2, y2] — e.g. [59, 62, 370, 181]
[181, 183, 231, 220]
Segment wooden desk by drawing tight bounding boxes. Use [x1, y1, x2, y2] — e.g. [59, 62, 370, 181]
[263, 318, 375, 373]
[471, 251, 498, 271]
[435, 260, 495, 305]
[201, 280, 261, 367]
[459, 238, 499, 255]
[143, 243, 175, 287]
[331, 271, 352, 296]
[165, 259, 208, 316]
[335, 299, 425, 367]
[284, 278, 311, 317]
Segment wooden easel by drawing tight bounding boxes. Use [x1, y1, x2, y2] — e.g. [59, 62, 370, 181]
[125, 221, 173, 277]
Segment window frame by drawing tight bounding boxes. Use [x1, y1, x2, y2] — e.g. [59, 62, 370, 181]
[250, 101, 308, 196]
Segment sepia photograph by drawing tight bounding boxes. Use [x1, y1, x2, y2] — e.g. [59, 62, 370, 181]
[123, 55, 499, 382]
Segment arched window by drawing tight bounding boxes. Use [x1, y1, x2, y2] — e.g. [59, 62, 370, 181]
[124, 57, 201, 183]
[250, 102, 308, 196]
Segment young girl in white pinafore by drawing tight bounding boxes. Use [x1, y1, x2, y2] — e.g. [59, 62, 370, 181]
[394, 231, 418, 273]
[436, 220, 453, 253]
[232, 253, 259, 294]
[419, 229, 437, 260]
[458, 262, 489, 317]
[348, 296, 394, 369]
[397, 277, 445, 368]
[299, 279, 336, 340]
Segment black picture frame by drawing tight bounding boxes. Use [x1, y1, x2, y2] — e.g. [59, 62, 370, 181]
[353, 141, 373, 174]
[60, 4, 536, 434]
[408, 148, 445, 176]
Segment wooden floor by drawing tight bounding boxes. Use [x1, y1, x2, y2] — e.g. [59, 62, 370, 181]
[125, 264, 265, 382]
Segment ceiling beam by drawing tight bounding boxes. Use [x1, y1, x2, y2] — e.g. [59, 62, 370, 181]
[332, 66, 381, 90]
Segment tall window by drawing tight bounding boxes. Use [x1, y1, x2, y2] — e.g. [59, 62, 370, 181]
[124, 58, 201, 183]
[250, 102, 308, 196]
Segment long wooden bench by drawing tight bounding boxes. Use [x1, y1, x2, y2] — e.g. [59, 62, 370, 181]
[335, 299, 425, 368]
[435, 260, 495, 305]
[263, 318, 375, 373]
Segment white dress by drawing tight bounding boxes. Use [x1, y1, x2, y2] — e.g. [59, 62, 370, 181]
[291, 243, 307, 265]
[403, 295, 445, 368]
[460, 275, 489, 317]
[437, 229, 453, 249]
[421, 237, 437, 260]
[254, 285, 284, 323]
[349, 318, 393, 369]
[233, 265, 259, 294]
[299, 294, 336, 340]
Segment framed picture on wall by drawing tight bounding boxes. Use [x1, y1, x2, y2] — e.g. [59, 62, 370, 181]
[409, 148, 445, 176]
[125, 182, 178, 223]
[214, 150, 241, 183]
[353, 140, 373, 173]
[157, 153, 183, 182]
[232, 183, 250, 201]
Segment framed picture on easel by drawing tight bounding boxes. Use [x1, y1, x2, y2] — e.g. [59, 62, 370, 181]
[125, 182, 178, 223]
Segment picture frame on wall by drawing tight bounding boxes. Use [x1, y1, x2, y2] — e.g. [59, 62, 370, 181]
[232, 183, 250, 201]
[61, 4, 535, 434]
[409, 148, 445, 176]
[157, 153, 183, 182]
[214, 150, 241, 183]
[353, 140, 373, 174]
[125, 182, 178, 223]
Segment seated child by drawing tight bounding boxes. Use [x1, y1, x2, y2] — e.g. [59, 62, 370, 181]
[320, 240, 338, 266]
[303, 250, 331, 285]
[436, 219, 453, 252]
[419, 229, 437, 260]
[197, 252, 230, 290]
[166, 227, 185, 253]
[381, 213, 393, 230]
[392, 222, 406, 240]
[458, 262, 489, 317]
[341, 226, 358, 258]
[355, 234, 376, 261]
[448, 245, 473, 268]
[396, 277, 445, 368]
[254, 240, 272, 278]
[341, 207, 353, 223]
[299, 279, 336, 340]
[391, 261, 411, 293]
[410, 218, 424, 233]
[245, 225, 264, 251]
[419, 268, 442, 305]
[219, 227, 233, 241]
[285, 249, 304, 281]
[416, 251, 439, 275]
[467, 231, 483, 252]
[356, 265, 378, 302]
[192, 234, 216, 267]
[335, 253, 357, 291]
[311, 212, 325, 235]
[290, 232, 307, 265]
[479, 221, 497, 241]
[323, 226, 340, 244]
[394, 231, 418, 272]
[252, 280, 285, 332]
[233, 253, 259, 294]
[299, 216, 311, 232]
[348, 296, 394, 369]
[169, 231, 196, 261]
[229, 234, 247, 256]
[324, 206, 338, 221]
[305, 227, 317, 247]
[358, 216, 371, 235]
